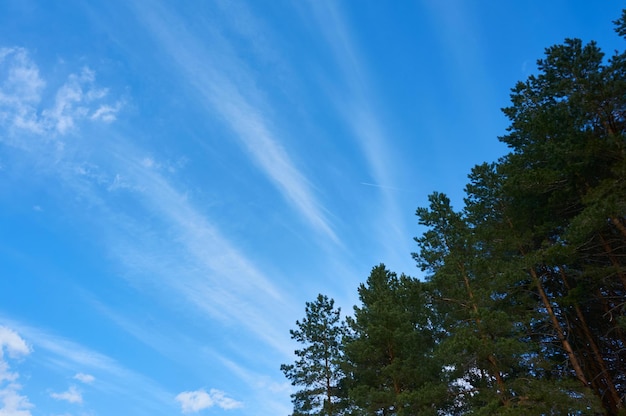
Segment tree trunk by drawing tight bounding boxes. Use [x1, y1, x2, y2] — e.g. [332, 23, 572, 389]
[529, 267, 589, 386]
[559, 268, 622, 413]
[610, 216, 626, 240]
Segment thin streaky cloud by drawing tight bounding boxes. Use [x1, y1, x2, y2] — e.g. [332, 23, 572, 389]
[360, 182, 414, 193]
[26, 128, 296, 357]
[213, 0, 294, 88]
[305, 0, 411, 268]
[301, 0, 399, 191]
[115, 150, 287, 304]
[62, 138, 298, 356]
[130, 0, 339, 244]
[306, 1, 393, 184]
[93, 177, 293, 355]
[86, 298, 184, 362]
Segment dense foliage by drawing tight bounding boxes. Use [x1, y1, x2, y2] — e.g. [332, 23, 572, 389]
[283, 12, 626, 416]
[281, 294, 348, 415]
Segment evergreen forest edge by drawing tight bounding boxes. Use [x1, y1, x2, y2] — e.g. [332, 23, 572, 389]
[281, 11, 626, 416]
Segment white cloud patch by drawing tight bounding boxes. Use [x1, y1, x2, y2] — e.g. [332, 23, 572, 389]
[0, 326, 33, 416]
[175, 389, 242, 413]
[141, 157, 155, 169]
[0, 327, 30, 360]
[42, 67, 120, 135]
[50, 385, 82, 404]
[42, 68, 95, 134]
[0, 47, 45, 135]
[73, 373, 95, 384]
[139, 155, 187, 174]
[107, 173, 131, 191]
[0, 387, 33, 416]
[0, 47, 122, 142]
[1, 317, 177, 413]
[90, 102, 121, 123]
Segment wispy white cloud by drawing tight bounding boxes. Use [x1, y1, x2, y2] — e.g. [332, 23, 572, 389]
[43, 68, 95, 134]
[138, 155, 187, 173]
[0, 386, 32, 416]
[0, 318, 176, 413]
[73, 373, 95, 384]
[305, 0, 411, 270]
[103, 160, 298, 355]
[305, 1, 390, 178]
[0, 327, 31, 360]
[91, 102, 122, 123]
[51, 385, 82, 404]
[1, 44, 299, 358]
[131, 1, 339, 244]
[106, 173, 131, 191]
[0, 326, 33, 416]
[175, 389, 242, 413]
[0, 47, 122, 143]
[1, 25, 312, 413]
[42, 67, 122, 135]
[0, 47, 46, 136]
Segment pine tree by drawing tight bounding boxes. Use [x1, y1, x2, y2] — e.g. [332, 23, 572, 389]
[412, 15, 626, 409]
[465, 163, 603, 415]
[281, 294, 349, 416]
[496, 17, 626, 414]
[414, 191, 513, 413]
[343, 265, 447, 416]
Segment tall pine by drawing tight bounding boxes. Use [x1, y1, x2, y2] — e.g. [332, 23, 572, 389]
[496, 15, 626, 414]
[281, 294, 349, 416]
[343, 264, 447, 416]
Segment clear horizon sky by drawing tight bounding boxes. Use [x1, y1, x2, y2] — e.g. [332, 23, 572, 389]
[1, 1, 624, 415]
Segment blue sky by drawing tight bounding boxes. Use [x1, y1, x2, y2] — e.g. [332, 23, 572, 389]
[0, 1, 623, 415]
